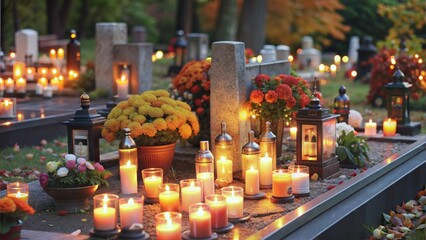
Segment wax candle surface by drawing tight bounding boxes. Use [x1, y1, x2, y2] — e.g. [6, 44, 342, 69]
[206, 196, 228, 228]
[197, 172, 214, 200]
[94, 204, 116, 231]
[290, 127, 297, 140]
[225, 193, 243, 218]
[181, 182, 202, 212]
[8, 192, 29, 203]
[216, 157, 233, 183]
[245, 166, 260, 195]
[156, 220, 181, 240]
[159, 186, 180, 212]
[120, 161, 137, 194]
[0, 99, 14, 117]
[119, 198, 143, 228]
[273, 171, 292, 197]
[116, 75, 128, 99]
[364, 119, 377, 137]
[189, 207, 212, 238]
[260, 153, 272, 186]
[291, 171, 309, 194]
[383, 118, 396, 137]
[144, 176, 162, 198]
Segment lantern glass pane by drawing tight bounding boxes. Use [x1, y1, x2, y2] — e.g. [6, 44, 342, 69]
[214, 144, 233, 162]
[390, 95, 403, 120]
[322, 118, 336, 159]
[119, 148, 138, 166]
[73, 129, 89, 159]
[301, 124, 318, 161]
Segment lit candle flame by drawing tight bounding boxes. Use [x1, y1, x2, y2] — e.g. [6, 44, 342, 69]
[165, 184, 170, 192]
[128, 198, 134, 205]
[126, 160, 131, 167]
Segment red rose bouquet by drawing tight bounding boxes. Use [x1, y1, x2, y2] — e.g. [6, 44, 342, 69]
[247, 73, 312, 122]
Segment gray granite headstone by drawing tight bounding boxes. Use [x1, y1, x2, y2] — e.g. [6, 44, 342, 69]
[15, 29, 38, 63]
[132, 26, 146, 43]
[348, 36, 360, 68]
[188, 33, 209, 61]
[260, 45, 276, 63]
[95, 23, 127, 95]
[276, 45, 290, 61]
[297, 36, 321, 70]
[113, 43, 153, 94]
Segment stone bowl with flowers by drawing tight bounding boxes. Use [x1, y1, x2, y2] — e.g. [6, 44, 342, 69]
[101, 89, 200, 173]
[38, 153, 112, 213]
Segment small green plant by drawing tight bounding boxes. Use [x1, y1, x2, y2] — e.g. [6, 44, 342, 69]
[335, 122, 370, 167]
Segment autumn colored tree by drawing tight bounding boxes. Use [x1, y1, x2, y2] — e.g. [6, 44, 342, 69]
[267, 0, 350, 48]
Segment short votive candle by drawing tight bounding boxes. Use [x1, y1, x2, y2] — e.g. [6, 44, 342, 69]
[221, 186, 244, 218]
[93, 194, 119, 231]
[158, 183, 180, 212]
[288, 165, 310, 195]
[7, 182, 29, 203]
[364, 119, 377, 137]
[155, 212, 182, 240]
[189, 203, 212, 239]
[180, 179, 202, 212]
[272, 169, 292, 198]
[141, 168, 163, 199]
[383, 118, 397, 137]
[205, 194, 228, 229]
[119, 197, 143, 228]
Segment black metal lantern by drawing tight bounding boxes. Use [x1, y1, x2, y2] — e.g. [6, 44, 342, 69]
[63, 93, 105, 163]
[66, 29, 81, 76]
[385, 67, 411, 125]
[168, 30, 187, 76]
[355, 36, 377, 82]
[333, 85, 350, 123]
[295, 85, 340, 179]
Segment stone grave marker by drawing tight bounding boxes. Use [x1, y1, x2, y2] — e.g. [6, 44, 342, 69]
[132, 26, 146, 43]
[188, 33, 209, 61]
[348, 36, 359, 69]
[276, 45, 290, 61]
[297, 36, 321, 70]
[15, 29, 38, 63]
[260, 45, 276, 63]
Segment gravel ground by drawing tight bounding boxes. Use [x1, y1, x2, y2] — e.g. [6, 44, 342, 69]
[22, 140, 411, 239]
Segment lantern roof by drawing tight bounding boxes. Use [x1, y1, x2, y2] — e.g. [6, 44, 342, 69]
[385, 67, 412, 89]
[62, 93, 105, 126]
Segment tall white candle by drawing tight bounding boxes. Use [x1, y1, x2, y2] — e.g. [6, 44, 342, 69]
[197, 172, 214, 201]
[260, 153, 272, 186]
[116, 75, 129, 100]
[181, 181, 202, 212]
[245, 166, 260, 195]
[15, 78, 26, 93]
[119, 160, 138, 194]
[364, 119, 377, 137]
[216, 156, 233, 184]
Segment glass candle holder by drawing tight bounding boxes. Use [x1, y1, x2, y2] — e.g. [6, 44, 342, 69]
[221, 186, 244, 218]
[195, 140, 214, 175]
[205, 195, 228, 229]
[288, 165, 310, 195]
[216, 156, 233, 184]
[119, 128, 138, 194]
[142, 168, 163, 199]
[180, 179, 202, 212]
[158, 183, 180, 212]
[272, 169, 292, 198]
[189, 203, 212, 239]
[119, 197, 144, 229]
[155, 212, 182, 240]
[93, 194, 119, 231]
[196, 172, 214, 201]
[7, 182, 29, 203]
[241, 131, 260, 180]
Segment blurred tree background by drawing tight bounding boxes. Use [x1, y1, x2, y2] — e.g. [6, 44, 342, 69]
[1, 0, 424, 57]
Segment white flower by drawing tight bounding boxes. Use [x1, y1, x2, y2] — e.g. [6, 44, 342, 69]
[46, 161, 59, 172]
[65, 154, 76, 161]
[336, 122, 355, 139]
[373, 228, 383, 239]
[348, 109, 363, 128]
[77, 158, 87, 165]
[85, 162, 95, 170]
[57, 167, 69, 177]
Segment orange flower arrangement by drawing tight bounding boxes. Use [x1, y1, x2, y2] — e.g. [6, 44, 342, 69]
[0, 196, 35, 233]
[247, 73, 312, 122]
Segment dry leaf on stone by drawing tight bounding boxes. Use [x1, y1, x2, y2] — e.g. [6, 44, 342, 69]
[390, 216, 403, 226]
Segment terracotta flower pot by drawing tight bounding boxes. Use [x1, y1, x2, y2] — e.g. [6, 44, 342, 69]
[137, 142, 176, 174]
[43, 185, 98, 213]
[0, 220, 22, 240]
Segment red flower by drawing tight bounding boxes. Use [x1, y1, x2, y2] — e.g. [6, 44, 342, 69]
[276, 84, 292, 100]
[194, 98, 203, 107]
[412, 92, 420, 100]
[202, 94, 210, 102]
[254, 74, 270, 87]
[265, 90, 278, 103]
[286, 96, 296, 108]
[196, 107, 205, 115]
[300, 94, 310, 108]
[280, 74, 299, 86]
[191, 85, 201, 94]
[314, 91, 323, 99]
[250, 90, 264, 104]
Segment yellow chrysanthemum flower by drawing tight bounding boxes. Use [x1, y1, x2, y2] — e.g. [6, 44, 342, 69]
[102, 128, 116, 142]
[123, 107, 136, 116]
[141, 123, 157, 137]
[104, 119, 120, 132]
[191, 119, 200, 135]
[120, 119, 132, 129]
[127, 121, 143, 138]
[153, 89, 170, 98]
[175, 100, 191, 111]
[153, 118, 167, 131]
[133, 115, 147, 124]
[132, 98, 148, 108]
[128, 112, 138, 121]
[140, 92, 157, 102]
[116, 115, 128, 122]
[138, 105, 151, 115]
[148, 107, 164, 118]
[117, 101, 129, 110]
[165, 115, 180, 130]
[174, 110, 187, 125]
[159, 97, 178, 106]
[161, 104, 176, 115]
[127, 95, 137, 106]
[178, 123, 192, 139]
[108, 107, 122, 119]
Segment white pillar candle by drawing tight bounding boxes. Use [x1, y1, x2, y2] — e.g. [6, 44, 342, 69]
[290, 127, 297, 140]
[94, 203, 116, 231]
[35, 83, 43, 95]
[290, 166, 310, 195]
[181, 180, 202, 212]
[116, 75, 129, 100]
[43, 85, 53, 98]
[15, 78, 26, 93]
[216, 156, 233, 184]
[221, 186, 244, 218]
[143, 175, 162, 198]
[0, 99, 14, 118]
[245, 166, 260, 195]
[26, 68, 35, 81]
[119, 160, 138, 194]
[197, 172, 214, 201]
[5, 78, 14, 93]
[364, 119, 377, 137]
[119, 197, 143, 228]
[259, 153, 272, 186]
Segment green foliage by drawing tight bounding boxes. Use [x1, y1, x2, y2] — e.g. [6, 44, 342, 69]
[336, 130, 370, 167]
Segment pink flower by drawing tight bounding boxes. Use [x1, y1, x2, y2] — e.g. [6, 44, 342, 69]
[66, 160, 76, 169]
[93, 162, 104, 171]
[77, 164, 87, 172]
[39, 173, 49, 188]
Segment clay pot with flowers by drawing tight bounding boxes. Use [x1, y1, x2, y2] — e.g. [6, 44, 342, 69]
[246, 73, 312, 158]
[0, 196, 35, 239]
[101, 89, 200, 172]
[39, 154, 112, 213]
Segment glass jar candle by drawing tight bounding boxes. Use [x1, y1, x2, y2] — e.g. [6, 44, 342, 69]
[158, 183, 180, 212]
[241, 131, 260, 180]
[93, 194, 119, 231]
[221, 186, 244, 218]
[7, 182, 29, 203]
[189, 203, 212, 239]
[156, 212, 182, 240]
[119, 197, 143, 228]
[141, 168, 163, 199]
